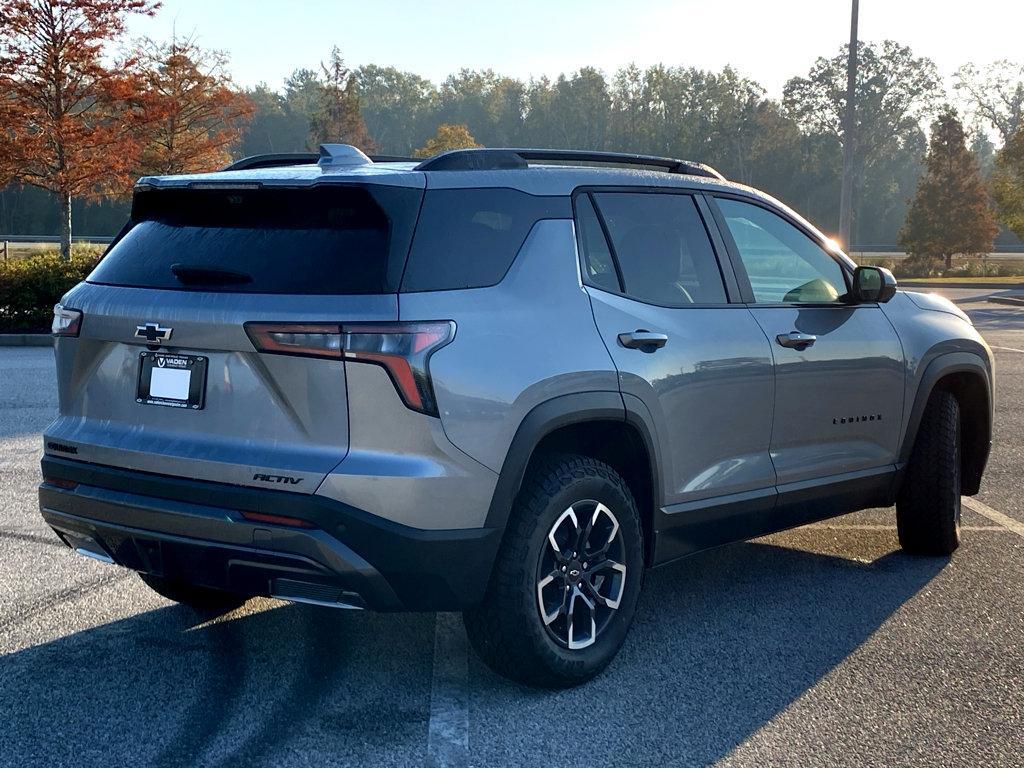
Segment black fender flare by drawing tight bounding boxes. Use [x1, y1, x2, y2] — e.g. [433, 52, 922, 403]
[484, 391, 662, 533]
[897, 351, 992, 495]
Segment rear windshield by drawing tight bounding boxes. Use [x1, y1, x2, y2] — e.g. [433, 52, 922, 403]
[88, 185, 422, 294]
[400, 188, 571, 292]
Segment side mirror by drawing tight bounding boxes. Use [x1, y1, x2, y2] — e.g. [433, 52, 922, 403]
[850, 266, 897, 304]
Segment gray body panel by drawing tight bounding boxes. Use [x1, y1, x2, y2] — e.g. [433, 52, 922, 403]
[46, 282, 401, 493]
[586, 289, 776, 504]
[879, 290, 994, 453]
[746, 304, 905, 484]
[400, 220, 619, 475]
[315, 364, 498, 530]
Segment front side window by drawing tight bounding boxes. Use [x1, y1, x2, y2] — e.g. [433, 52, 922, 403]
[586, 192, 727, 306]
[716, 198, 847, 304]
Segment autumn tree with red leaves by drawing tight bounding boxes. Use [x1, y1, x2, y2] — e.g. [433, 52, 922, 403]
[134, 37, 254, 176]
[0, 0, 158, 259]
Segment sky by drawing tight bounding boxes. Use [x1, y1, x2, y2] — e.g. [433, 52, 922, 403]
[125, 0, 1023, 98]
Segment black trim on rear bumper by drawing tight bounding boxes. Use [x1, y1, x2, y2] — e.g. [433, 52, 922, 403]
[39, 456, 501, 611]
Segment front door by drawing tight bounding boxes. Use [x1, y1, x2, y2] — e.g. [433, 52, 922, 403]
[710, 196, 905, 488]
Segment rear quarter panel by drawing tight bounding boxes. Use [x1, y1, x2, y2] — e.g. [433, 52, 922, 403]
[399, 219, 619, 473]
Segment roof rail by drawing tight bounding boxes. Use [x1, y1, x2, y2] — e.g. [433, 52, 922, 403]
[414, 148, 725, 180]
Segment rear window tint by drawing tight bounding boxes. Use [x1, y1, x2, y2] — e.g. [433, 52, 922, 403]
[88, 185, 422, 294]
[400, 188, 571, 292]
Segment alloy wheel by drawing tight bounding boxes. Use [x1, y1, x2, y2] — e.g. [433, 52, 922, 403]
[536, 500, 627, 649]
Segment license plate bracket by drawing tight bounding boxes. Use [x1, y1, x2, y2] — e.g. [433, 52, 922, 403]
[137, 352, 208, 410]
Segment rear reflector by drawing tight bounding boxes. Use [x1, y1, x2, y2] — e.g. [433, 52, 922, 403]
[241, 510, 316, 528]
[51, 304, 82, 337]
[43, 476, 78, 490]
[245, 320, 455, 416]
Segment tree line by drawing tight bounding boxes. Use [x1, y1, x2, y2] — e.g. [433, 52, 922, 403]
[2, 0, 1023, 262]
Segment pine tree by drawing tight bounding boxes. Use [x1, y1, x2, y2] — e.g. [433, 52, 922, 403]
[307, 47, 375, 152]
[899, 107, 998, 271]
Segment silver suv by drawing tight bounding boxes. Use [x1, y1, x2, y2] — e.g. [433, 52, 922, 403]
[40, 145, 993, 687]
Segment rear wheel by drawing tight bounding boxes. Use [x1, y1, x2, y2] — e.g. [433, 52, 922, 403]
[464, 454, 644, 688]
[139, 573, 247, 612]
[897, 390, 962, 555]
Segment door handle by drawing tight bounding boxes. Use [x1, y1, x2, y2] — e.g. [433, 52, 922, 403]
[776, 332, 817, 349]
[618, 330, 669, 350]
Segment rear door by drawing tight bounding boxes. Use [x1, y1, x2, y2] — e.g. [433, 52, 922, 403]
[709, 195, 905, 487]
[576, 190, 776, 519]
[46, 182, 423, 493]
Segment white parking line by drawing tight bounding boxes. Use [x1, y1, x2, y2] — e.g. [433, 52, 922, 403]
[991, 346, 1024, 354]
[426, 612, 470, 767]
[962, 497, 1024, 538]
[803, 523, 1006, 532]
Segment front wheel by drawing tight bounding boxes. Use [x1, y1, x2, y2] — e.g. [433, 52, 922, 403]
[464, 454, 644, 688]
[897, 389, 962, 555]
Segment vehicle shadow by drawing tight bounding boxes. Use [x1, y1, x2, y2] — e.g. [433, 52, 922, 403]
[0, 537, 944, 767]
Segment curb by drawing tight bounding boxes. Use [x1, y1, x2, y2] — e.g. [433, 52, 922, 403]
[988, 296, 1024, 307]
[0, 334, 53, 347]
[899, 280, 1024, 289]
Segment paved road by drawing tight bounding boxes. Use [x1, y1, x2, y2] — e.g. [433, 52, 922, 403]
[1, 297, 1023, 766]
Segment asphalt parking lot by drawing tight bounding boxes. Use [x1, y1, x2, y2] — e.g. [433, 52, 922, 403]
[1, 294, 1022, 767]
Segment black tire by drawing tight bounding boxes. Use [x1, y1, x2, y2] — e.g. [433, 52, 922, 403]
[896, 389, 962, 555]
[464, 454, 644, 688]
[139, 573, 247, 612]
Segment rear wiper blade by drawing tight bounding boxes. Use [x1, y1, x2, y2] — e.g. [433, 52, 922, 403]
[170, 263, 252, 286]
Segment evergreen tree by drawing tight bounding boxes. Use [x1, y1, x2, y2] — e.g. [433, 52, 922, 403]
[307, 47, 374, 152]
[899, 108, 997, 270]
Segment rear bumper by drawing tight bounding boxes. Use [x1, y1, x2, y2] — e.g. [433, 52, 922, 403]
[39, 456, 502, 611]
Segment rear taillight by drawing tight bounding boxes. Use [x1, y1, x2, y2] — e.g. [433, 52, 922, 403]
[52, 304, 82, 337]
[245, 321, 455, 416]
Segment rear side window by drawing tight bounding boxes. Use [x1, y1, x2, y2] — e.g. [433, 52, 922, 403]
[89, 185, 422, 294]
[574, 195, 619, 292]
[588, 192, 727, 306]
[400, 188, 570, 292]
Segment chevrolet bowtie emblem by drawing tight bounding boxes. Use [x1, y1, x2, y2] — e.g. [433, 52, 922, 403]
[135, 322, 172, 343]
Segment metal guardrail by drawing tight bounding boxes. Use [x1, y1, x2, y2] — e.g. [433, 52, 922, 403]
[1, 235, 114, 260]
[1, 235, 114, 243]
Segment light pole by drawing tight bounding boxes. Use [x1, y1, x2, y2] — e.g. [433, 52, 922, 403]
[839, 0, 859, 248]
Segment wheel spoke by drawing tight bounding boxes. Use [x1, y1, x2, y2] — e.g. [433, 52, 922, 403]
[598, 560, 627, 609]
[536, 573, 565, 625]
[567, 586, 597, 649]
[548, 506, 579, 558]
